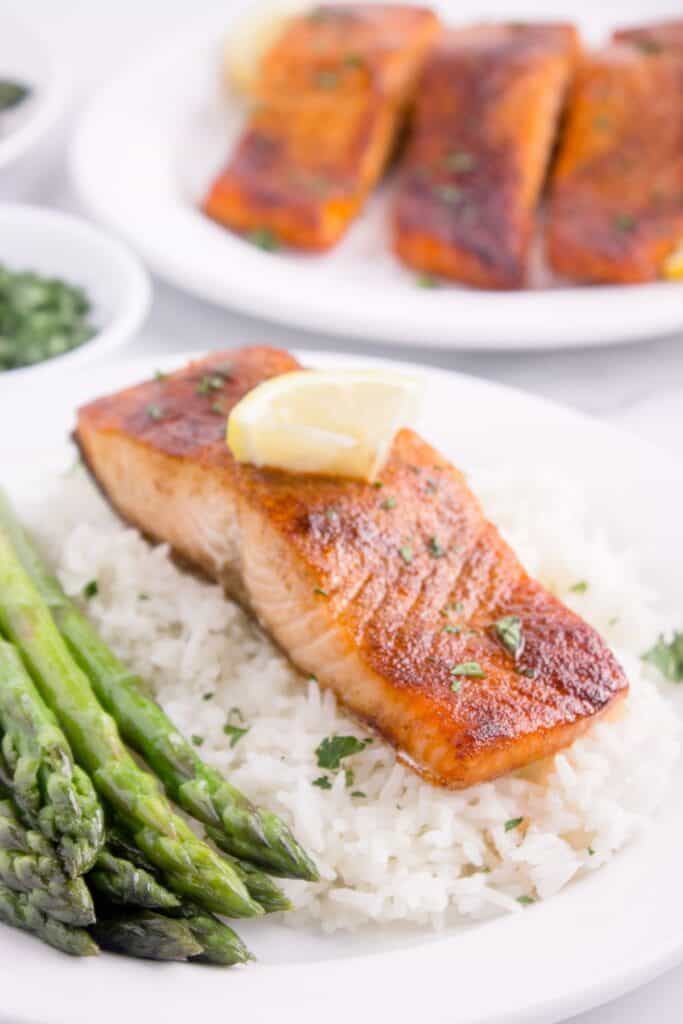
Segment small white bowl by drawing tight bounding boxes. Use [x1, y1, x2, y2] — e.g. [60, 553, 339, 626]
[0, 204, 151, 386]
[0, 15, 68, 181]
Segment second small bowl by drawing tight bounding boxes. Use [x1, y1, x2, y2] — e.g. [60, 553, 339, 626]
[0, 203, 151, 387]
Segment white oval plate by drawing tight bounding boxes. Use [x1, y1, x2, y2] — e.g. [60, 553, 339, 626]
[1, 347, 683, 1024]
[71, 0, 683, 352]
[0, 15, 67, 175]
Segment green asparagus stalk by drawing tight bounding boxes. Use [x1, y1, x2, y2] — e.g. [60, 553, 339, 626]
[174, 905, 253, 965]
[0, 489, 317, 881]
[88, 849, 180, 911]
[0, 522, 261, 919]
[91, 909, 202, 962]
[0, 640, 104, 876]
[98, 831, 251, 964]
[0, 881, 98, 956]
[206, 829, 292, 912]
[0, 795, 95, 925]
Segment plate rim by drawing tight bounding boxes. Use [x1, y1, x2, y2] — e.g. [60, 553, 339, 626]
[1, 346, 683, 1024]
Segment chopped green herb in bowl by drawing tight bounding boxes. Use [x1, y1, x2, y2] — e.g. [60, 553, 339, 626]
[0, 264, 96, 372]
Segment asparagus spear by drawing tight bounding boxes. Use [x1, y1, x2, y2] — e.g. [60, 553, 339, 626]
[0, 490, 317, 881]
[88, 849, 180, 911]
[0, 795, 95, 925]
[91, 909, 202, 962]
[0, 640, 104, 876]
[0, 523, 261, 919]
[175, 905, 253, 965]
[206, 829, 292, 912]
[97, 831, 252, 964]
[0, 882, 98, 956]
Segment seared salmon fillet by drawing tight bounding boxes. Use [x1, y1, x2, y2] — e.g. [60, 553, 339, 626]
[392, 23, 579, 289]
[76, 347, 628, 789]
[613, 19, 683, 55]
[546, 44, 683, 283]
[203, 5, 440, 251]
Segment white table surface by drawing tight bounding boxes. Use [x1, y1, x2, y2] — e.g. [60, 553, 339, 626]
[3, 1, 682, 1020]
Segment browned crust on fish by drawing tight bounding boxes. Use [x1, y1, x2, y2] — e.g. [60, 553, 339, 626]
[392, 22, 580, 289]
[546, 44, 683, 283]
[203, 5, 441, 251]
[76, 347, 628, 789]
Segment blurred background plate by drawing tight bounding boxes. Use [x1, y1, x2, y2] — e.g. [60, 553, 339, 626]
[71, 0, 683, 352]
[0, 14, 68, 195]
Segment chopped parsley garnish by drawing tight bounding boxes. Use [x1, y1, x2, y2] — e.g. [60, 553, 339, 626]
[345, 53, 364, 68]
[313, 775, 332, 789]
[146, 404, 163, 421]
[427, 536, 446, 558]
[588, 846, 595, 856]
[445, 150, 477, 173]
[210, 401, 226, 416]
[570, 580, 589, 594]
[608, 616, 620, 627]
[325, 507, 339, 521]
[517, 895, 535, 906]
[451, 679, 462, 693]
[316, 735, 368, 770]
[519, 668, 536, 679]
[417, 272, 439, 289]
[247, 228, 279, 251]
[82, 580, 98, 600]
[614, 213, 636, 233]
[0, 80, 31, 112]
[399, 544, 413, 565]
[222, 707, 249, 747]
[0, 263, 97, 372]
[642, 632, 683, 682]
[381, 496, 397, 510]
[494, 615, 523, 657]
[313, 586, 329, 597]
[505, 817, 524, 832]
[434, 184, 462, 204]
[443, 624, 462, 634]
[631, 37, 662, 54]
[451, 661, 485, 678]
[344, 767, 354, 788]
[196, 374, 224, 395]
[371, 480, 383, 488]
[191, 734, 204, 747]
[351, 790, 366, 798]
[316, 70, 339, 89]
[154, 369, 166, 381]
[202, 692, 214, 701]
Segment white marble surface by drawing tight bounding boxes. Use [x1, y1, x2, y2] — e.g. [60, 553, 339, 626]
[2, 1, 683, 1020]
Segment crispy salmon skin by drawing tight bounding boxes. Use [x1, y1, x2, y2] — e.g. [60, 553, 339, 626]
[203, 5, 440, 251]
[393, 23, 579, 289]
[546, 43, 683, 283]
[76, 347, 628, 789]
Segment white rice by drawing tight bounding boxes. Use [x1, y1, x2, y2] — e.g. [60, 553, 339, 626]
[25, 465, 680, 932]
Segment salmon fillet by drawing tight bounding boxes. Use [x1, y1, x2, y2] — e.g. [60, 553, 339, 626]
[203, 5, 440, 251]
[392, 23, 579, 289]
[546, 44, 683, 283]
[76, 347, 628, 789]
[613, 19, 683, 55]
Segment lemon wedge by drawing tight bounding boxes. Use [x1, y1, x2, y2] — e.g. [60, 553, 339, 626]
[224, 2, 307, 97]
[227, 369, 423, 480]
[663, 241, 683, 281]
